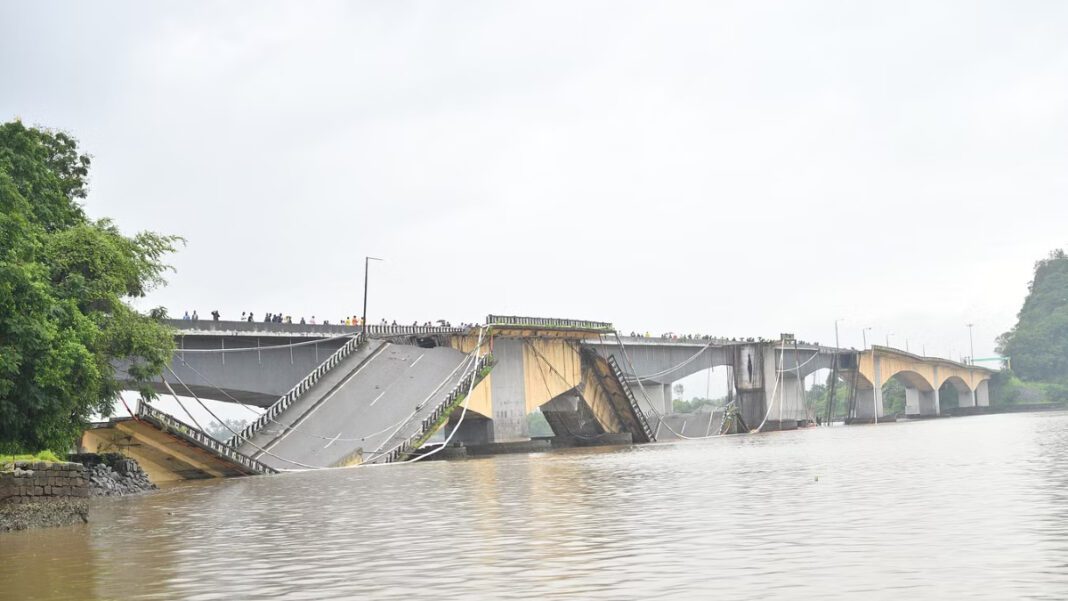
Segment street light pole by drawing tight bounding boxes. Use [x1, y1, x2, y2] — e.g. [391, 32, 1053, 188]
[967, 322, 977, 407]
[862, 327, 872, 350]
[834, 318, 843, 350]
[362, 256, 383, 337]
[886, 332, 893, 348]
[967, 323, 975, 365]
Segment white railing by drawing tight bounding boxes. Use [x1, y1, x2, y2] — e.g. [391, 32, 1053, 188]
[229, 334, 365, 446]
[486, 315, 613, 331]
[380, 355, 494, 464]
[136, 401, 277, 475]
[607, 355, 656, 443]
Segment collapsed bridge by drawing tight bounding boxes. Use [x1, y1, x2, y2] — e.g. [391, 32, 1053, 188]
[90, 316, 995, 480]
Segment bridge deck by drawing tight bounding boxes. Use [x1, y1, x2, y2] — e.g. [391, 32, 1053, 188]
[239, 341, 477, 469]
[81, 403, 276, 482]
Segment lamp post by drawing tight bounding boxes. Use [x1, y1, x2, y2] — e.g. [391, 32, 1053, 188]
[834, 318, 843, 350]
[862, 327, 872, 350]
[967, 323, 977, 406]
[886, 332, 894, 348]
[966, 323, 975, 366]
[362, 256, 383, 337]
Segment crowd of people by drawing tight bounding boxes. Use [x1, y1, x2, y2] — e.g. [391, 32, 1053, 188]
[178, 310, 472, 329]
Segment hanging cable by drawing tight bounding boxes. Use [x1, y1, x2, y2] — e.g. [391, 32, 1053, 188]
[524, 339, 603, 441]
[165, 365, 328, 470]
[753, 336, 787, 433]
[362, 325, 488, 466]
[171, 347, 475, 445]
[609, 331, 722, 441]
[174, 331, 361, 354]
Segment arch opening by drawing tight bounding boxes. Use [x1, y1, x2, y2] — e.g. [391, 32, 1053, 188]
[880, 370, 936, 417]
[939, 375, 973, 409]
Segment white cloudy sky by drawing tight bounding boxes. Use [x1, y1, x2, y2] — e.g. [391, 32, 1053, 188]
[3, 0, 1067, 374]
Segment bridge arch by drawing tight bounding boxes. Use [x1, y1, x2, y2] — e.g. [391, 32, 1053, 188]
[880, 369, 936, 417]
[883, 369, 936, 392]
[939, 375, 975, 409]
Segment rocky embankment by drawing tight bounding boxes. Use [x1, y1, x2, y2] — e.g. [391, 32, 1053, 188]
[1, 454, 157, 532]
[69, 453, 158, 496]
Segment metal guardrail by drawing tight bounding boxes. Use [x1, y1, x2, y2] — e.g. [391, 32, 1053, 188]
[363, 324, 465, 337]
[607, 355, 656, 443]
[382, 354, 494, 464]
[486, 315, 614, 331]
[135, 401, 277, 475]
[229, 334, 365, 446]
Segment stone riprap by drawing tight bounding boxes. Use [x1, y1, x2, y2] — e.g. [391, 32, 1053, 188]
[0, 461, 89, 532]
[70, 453, 158, 496]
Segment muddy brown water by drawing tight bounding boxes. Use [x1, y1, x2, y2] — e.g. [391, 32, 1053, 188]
[3, 412, 1068, 600]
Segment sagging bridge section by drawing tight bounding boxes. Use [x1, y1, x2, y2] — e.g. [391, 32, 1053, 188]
[96, 316, 995, 480]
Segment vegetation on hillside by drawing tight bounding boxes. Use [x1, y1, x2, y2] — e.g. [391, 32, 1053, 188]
[0, 121, 180, 454]
[996, 249, 1068, 403]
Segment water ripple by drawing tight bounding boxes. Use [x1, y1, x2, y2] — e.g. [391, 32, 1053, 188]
[4, 413, 1068, 599]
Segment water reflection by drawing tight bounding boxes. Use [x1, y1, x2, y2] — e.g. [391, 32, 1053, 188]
[4, 413, 1068, 599]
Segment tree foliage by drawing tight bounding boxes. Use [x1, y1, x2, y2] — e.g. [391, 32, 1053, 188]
[0, 121, 181, 453]
[997, 249, 1068, 385]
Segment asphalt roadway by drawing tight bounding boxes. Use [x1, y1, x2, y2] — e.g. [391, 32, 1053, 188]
[239, 341, 474, 469]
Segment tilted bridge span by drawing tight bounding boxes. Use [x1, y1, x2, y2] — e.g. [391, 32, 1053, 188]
[88, 316, 995, 481]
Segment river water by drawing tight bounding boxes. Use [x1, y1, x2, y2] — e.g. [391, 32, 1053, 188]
[4, 412, 1068, 600]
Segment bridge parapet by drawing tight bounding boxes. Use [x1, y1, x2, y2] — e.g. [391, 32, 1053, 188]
[486, 315, 614, 332]
[167, 319, 465, 339]
[134, 401, 277, 476]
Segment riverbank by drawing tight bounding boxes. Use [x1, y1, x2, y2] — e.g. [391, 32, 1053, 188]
[0, 460, 89, 533]
[1, 454, 157, 533]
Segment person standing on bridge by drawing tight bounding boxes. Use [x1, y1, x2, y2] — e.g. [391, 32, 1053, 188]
[240, 311, 246, 321]
[211, 310, 220, 321]
[247, 311, 253, 322]
[310, 316, 317, 325]
[182, 311, 190, 320]
[192, 310, 198, 321]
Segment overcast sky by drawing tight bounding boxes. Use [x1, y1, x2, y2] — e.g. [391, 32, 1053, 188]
[4, 1, 1067, 373]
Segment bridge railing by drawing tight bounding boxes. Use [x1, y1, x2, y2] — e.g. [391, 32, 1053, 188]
[382, 354, 494, 464]
[167, 319, 465, 339]
[362, 324, 465, 337]
[229, 333, 365, 446]
[486, 315, 614, 331]
[135, 401, 277, 475]
[607, 355, 657, 443]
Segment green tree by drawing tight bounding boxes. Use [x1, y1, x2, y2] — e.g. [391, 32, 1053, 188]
[0, 121, 180, 453]
[997, 249, 1068, 385]
[880, 378, 906, 415]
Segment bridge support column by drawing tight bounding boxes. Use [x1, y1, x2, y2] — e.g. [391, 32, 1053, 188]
[765, 372, 805, 430]
[852, 388, 883, 422]
[958, 386, 977, 408]
[907, 388, 939, 416]
[920, 389, 939, 415]
[445, 416, 494, 446]
[905, 387, 920, 415]
[975, 380, 990, 407]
